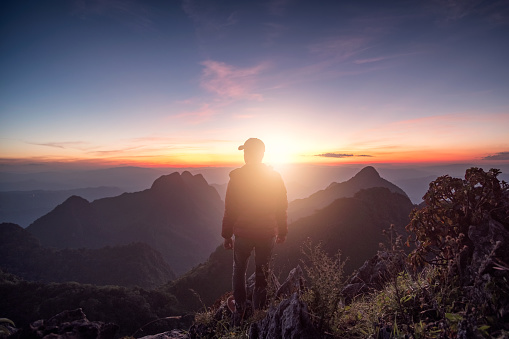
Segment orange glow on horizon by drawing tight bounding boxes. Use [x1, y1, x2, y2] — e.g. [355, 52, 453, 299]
[3, 146, 506, 170]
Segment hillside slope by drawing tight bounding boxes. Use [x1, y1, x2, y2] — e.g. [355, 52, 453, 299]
[288, 166, 408, 222]
[165, 186, 414, 311]
[26, 171, 224, 275]
[0, 223, 175, 288]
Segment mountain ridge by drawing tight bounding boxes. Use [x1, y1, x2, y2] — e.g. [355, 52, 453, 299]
[26, 171, 224, 275]
[288, 165, 409, 222]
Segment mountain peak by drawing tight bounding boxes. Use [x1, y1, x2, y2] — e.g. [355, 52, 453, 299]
[353, 166, 380, 180]
[63, 195, 90, 206]
[150, 172, 183, 190]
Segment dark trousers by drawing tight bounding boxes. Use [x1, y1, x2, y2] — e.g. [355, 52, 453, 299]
[233, 236, 275, 311]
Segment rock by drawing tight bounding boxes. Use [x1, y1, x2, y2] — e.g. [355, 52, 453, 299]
[12, 308, 118, 339]
[246, 270, 281, 301]
[342, 250, 405, 303]
[249, 293, 318, 339]
[468, 218, 509, 278]
[139, 329, 189, 339]
[275, 265, 305, 299]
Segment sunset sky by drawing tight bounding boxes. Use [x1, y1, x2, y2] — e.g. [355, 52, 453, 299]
[1, 0, 508, 168]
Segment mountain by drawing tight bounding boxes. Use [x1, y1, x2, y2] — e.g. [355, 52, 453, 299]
[0, 187, 124, 227]
[163, 244, 235, 311]
[26, 171, 224, 275]
[0, 223, 175, 288]
[164, 185, 415, 311]
[276, 186, 414, 275]
[288, 166, 409, 222]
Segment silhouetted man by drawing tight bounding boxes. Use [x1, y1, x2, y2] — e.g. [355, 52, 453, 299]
[222, 138, 288, 324]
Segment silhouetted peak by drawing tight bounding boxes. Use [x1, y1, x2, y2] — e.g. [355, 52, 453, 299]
[352, 166, 380, 180]
[0, 222, 26, 239]
[151, 171, 210, 191]
[63, 195, 90, 206]
[0, 222, 40, 247]
[181, 170, 193, 178]
[182, 171, 209, 187]
[150, 172, 183, 190]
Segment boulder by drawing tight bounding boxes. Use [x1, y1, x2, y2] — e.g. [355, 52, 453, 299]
[275, 265, 305, 299]
[12, 308, 118, 339]
[139, 329, 189, 339]
[342, 250, 405, 303]
[249, 293, 318, 339]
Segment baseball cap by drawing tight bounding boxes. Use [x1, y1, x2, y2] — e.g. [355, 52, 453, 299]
[238, 138, 265, 152]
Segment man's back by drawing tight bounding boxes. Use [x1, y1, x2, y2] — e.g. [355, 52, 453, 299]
[222, 163, 287, 239]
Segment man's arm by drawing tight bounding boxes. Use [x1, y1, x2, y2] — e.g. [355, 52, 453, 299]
[222, 176, 238, 245]
[275, 174, 288, 243]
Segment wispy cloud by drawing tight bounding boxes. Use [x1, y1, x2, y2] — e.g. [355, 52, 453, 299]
[72, 0, 157, 32]
[28, 141, 91, 150]
[200, 60, 267, 101]
[482, 152, 509, 161]
[173, 103, 217, 124]
[266, 0, 292, 16]
[354, 52, 420, 64]
[315, 152, 373, 158]
[262, 22, 288, 46]
[308, 36, 370, 62]
[88, 146, 144, 156]
[182, 0, 238, 31]
[432, 0, 484, 22]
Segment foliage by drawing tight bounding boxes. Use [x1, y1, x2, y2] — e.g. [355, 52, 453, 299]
[300, 168, 509, 338]
[300, 239, 347, 334]
[0, 271, 185, 337]
[0, 318, 16, 338]
[406, 167, 509, 269]
[189, 258, 281, 338]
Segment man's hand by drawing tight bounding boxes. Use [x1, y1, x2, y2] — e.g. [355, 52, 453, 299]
[276, 235, 286, 244]
[224, 237, 233, 250]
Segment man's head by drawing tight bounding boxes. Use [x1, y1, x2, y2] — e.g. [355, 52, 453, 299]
[238, 138, 265, 164]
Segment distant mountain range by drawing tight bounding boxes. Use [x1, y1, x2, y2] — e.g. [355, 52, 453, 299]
[3, 164, 507, 205]
[26, 171, 224, 275]
[0, 187, 124, 227]
[0, 223, 175, 289]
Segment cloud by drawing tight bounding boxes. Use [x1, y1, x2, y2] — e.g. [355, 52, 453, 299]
[308, 36, 370, 62]
[182, 0, 238, 31]
[482, 152, 509, 160]
[88, 146, 143, 156]
[267, 0, 292, 16]
[432, 0, 484, 22]
[354, 52, 420, 64]
[72, 0, 156, 32]
[28, 141, 90, 150]
[200, 60, 267, 100]
[173, 103, 217, 124]
[315, 153, 373, 158]
[262, 22, 288, 46]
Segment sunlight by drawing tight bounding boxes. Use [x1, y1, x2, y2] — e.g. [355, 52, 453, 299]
[262, 135, 300, 165]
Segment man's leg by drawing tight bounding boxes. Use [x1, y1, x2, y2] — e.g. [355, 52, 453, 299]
[252, 236, 275, 310]
[232, 236, 252, 314]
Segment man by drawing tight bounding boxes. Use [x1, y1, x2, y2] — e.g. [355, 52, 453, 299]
[222, 138, 288, 324]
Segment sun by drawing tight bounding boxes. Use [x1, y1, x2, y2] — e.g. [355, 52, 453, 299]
[262, 135, 303, 165]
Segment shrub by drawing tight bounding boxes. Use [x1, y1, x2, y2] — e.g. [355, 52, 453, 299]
[406, 167, 508, 271]
[300, 239, 347, 334]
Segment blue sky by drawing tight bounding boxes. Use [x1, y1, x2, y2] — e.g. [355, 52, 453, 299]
[1, 0, 508, 168]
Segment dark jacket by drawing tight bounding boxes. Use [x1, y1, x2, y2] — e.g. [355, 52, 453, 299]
[222, 163, 288, 239]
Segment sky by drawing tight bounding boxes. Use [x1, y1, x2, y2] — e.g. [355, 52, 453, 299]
[1, 0, 509, 169]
